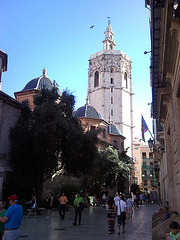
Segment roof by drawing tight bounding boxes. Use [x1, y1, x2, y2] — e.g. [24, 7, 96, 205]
[22, 76, 61, 95]
[0, 91, 21, 108]
[74, 105, 101, 119]
[108, 123, 122, 136]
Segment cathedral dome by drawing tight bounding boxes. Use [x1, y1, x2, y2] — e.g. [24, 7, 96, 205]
[22, 67, 61, 95]
[74, 105, 101, 119]
[108, 123, 122, 135]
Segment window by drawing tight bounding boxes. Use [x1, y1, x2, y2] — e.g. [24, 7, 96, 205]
[134, 147, 138, 150]
[111, 97, 113, 104]
[149, 152, 153, 159]
[91, 126, 96, 131]
[103, 129, 106, 138]
[110, 68, 114, 73]
[142, 152, 146, 159]
[135, 177, 138, 184]
[134, 157, 137, 163]
[134, 166, 138, 172]
[94, 71, 99, 88]
[111, 78, 113, 84]
[113, 140, 117, 148]
[144, 180, 147, 186]
[124, 72, 128, 88]
[111, 87, 113, 93]
[121, 142, 124, 150]
[111, 109, 113, 116]
[142, 170, 147, 177]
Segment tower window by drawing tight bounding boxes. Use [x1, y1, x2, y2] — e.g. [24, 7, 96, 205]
[111, 87, 113, 93]
[110, 68, 114, 73]
[111, 78, 113, 84]
[111, 97, 113, 104]
[94, 71, 99, 88]
[111, 109, 113, 116]
[124, 72, 128, 88]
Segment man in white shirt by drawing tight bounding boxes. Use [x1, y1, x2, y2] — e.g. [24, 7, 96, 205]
[115, 195, 127, 235]
[114, 192, 120, 205]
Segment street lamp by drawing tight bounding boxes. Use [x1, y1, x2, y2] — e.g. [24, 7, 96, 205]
[148, 138, 154, 152]
[173, 0, 180, 21]
[144, 50, 151, 54]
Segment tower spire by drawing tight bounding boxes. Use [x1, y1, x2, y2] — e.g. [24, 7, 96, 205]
[102, 19, 116, 51]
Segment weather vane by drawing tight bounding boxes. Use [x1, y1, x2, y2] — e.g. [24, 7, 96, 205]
[107, 17, 111, 25]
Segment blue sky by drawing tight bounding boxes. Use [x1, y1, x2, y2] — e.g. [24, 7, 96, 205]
[0, 0, 152, 140]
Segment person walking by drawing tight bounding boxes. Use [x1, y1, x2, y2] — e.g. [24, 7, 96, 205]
[126, 195, 133, 219]
[114, 192, 120, 206]
[102, 194, 107, 207]
[58, 193, 68, 220]
[0, 194, 23, 240]
[46, 192, 53, 217]
[73, 193, 84, 226]
[0, 201, 6, 240]
[116, 195, 127, 235]
[107, 196, 116, 235]
[26, 195, 37, 218]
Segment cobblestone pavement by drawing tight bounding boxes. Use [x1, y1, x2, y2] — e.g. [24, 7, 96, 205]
[19, 204, 159, 239]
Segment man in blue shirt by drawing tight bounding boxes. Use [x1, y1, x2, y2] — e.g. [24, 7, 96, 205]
[0, 194, 23, 240]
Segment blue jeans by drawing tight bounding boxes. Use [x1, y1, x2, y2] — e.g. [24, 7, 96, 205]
[3, 229, 19, 240]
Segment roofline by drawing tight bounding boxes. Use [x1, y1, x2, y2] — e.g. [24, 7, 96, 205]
[0, 91, 21, 108]
[78, 116, 109, 125]
[14, 89, 41, 97]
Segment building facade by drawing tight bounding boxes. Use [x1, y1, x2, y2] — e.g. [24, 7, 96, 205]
[133, 139, 157, 192]
[88, 21, 133, 156]
[0, 50, 21, 198]
[147, 0, 180, 211]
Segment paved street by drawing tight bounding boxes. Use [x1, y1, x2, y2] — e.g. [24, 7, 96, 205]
[19, 204, 159, 239]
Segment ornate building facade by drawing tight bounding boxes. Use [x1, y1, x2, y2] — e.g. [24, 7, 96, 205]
[88, 21, 133, 156]
[147, 0, 180, 211]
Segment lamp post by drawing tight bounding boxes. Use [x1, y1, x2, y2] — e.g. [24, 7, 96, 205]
[148, 138, 154, 152]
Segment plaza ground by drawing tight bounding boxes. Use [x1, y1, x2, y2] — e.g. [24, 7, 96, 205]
[19, 204, 159, 239]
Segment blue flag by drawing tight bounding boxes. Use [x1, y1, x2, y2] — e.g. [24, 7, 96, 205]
[141, 115, 148, 142]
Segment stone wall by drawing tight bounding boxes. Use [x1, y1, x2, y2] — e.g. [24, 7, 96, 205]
[0, 91, 20, 198]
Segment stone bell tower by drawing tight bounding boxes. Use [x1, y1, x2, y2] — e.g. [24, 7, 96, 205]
[88, 20, 133, 156]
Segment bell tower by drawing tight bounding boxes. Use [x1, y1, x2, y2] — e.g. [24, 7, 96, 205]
[88, 21, 134, 156]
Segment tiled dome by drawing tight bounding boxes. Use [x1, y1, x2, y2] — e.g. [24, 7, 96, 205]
[22, 68, 61, 95]
[108, 123, 122, 135]
[74, 105, 101, 119]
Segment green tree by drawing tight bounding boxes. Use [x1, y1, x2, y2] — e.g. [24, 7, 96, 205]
[8, 88, 98, 199]
[87, 146, 132, 195]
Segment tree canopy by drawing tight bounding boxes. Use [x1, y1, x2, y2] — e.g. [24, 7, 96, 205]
[86, 146, 132, 195]
[8, 88, 98, 198]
